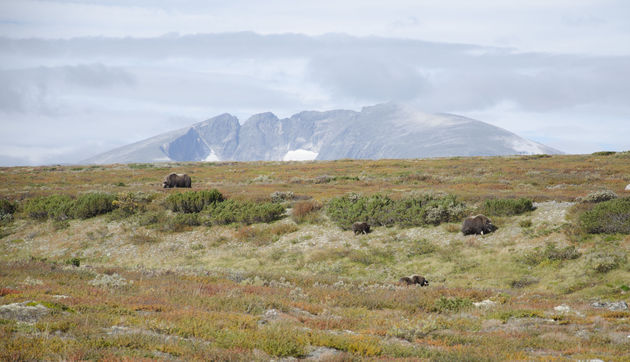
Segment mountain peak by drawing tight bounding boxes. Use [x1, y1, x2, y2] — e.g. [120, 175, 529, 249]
[82, 104, 561, 164]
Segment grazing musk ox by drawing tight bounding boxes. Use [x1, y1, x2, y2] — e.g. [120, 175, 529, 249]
[461, 214, 497, 235]
[399, 274, 429, 286]
[162, 173, 192, 188]
[352, 222, 370, 235]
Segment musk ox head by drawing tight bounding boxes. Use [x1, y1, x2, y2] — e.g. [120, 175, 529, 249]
[162, 173, 192, 188]
[461, 214, 497, 235]
[352, 222, 370, 235]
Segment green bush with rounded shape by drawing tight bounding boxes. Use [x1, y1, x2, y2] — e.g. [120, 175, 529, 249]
[164, 189, 224, 213]
[481, 198, 535, 216]
[202, 199, 285, 225]
[579, 197, 630, 234]
[24, 195, 74, 220]
[73, 193, 116, 219]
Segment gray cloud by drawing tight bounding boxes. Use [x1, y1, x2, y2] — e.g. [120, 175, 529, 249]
[0, 64, 134, 113]
[0, 32, 629, 164]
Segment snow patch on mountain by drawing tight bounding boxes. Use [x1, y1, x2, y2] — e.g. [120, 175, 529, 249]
[204, 149, 220, 162]
[283, 149, 318, 161]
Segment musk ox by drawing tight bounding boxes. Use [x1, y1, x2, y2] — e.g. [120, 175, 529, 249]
[162, 173, 192, 188]
[399, 274, 429, 286]
[461, 214, 497, 235]
[352, 222, 370, 235]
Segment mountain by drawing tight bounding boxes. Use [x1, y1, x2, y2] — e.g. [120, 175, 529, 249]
[82, 103, 561, 164]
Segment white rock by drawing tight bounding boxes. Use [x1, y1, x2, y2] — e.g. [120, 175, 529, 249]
[473, 299, 496, 308]
[554, 305, 571, 313]
[625, 184, 630, 191]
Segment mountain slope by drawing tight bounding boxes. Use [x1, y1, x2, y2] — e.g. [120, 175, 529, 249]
[82, 103, 561, 164]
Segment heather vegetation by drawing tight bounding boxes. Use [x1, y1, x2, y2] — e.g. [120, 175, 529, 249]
[1, 154, 630, 360]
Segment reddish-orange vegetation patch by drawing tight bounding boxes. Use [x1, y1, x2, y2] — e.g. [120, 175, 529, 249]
[0, 287, 21, 296]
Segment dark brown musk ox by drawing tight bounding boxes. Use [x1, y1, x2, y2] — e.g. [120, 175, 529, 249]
[162, 173, 192, 188]
[352, 222, 370, 235]
[399, 275, 429, 286]
[461, 214, 497, 235]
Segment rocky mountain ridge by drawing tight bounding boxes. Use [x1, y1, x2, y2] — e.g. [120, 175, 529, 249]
[83, 103, 561, 164]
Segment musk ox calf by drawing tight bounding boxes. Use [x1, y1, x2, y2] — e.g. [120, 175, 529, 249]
[352, 222, 370, 235]
[162, 173, 192, 188]
[399, 274, 429, 286]
[461, 214, 497, 235]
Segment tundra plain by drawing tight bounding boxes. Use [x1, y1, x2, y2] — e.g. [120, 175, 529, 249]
[1, 154, 630, 360]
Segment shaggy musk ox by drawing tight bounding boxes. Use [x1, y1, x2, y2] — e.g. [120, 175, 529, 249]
[162, 173, 192, 188]
[461, 214, 497, 235]
[352, 222, 370, 235]
[399, 275, 429, 286]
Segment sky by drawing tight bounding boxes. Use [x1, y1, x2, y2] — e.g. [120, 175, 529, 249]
[0, 0, 629, 165]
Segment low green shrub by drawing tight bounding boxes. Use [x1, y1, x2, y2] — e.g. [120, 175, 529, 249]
[481, 198, 535, 216]
[24, 193, 116, 220]
[172, 213, 201, 227]
[0, 199, 17, 224]
[24, 195, 74, 220]
[432, 296, 472, 313]
[202, 199, 285, 225]
[164, 189, 224, 213]
[520, 243, 581, 265]
[579, 197, 630, 234]
[73, 193, 116, 219]
[326, 193, 467, 230]
[587, 251, 627, 273]
[0, 199, 17, 216]
[111, 192, 155, 217]
[65, 258, 80, 267]
[592, 151, 616, 156]
[137, 210, 168, 226]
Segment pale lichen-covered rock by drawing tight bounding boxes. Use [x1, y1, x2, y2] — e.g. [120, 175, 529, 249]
[0, 302, 50, 323]
[591, 301, 628, 311]
[89, 273, 131, 288]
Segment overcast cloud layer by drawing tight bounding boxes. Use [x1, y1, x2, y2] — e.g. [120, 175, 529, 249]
[0, 0, 629, 165]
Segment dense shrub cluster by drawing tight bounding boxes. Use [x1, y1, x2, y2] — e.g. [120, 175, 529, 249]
[579, 197, 630, 234]
[202, 199, 285, 225]
[481, 198, 535, 216]
[164, 189, 223, 213]
[326, 193, 467, 230]
[24, 193, 116, 221]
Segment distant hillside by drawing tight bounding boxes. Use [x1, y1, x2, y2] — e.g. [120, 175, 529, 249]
[83, 103, 561, 164]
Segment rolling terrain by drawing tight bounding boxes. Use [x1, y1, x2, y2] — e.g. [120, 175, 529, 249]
[1, 153, 630, 360]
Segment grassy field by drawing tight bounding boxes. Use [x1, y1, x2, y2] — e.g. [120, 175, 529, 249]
[1, 153, 630, 360]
